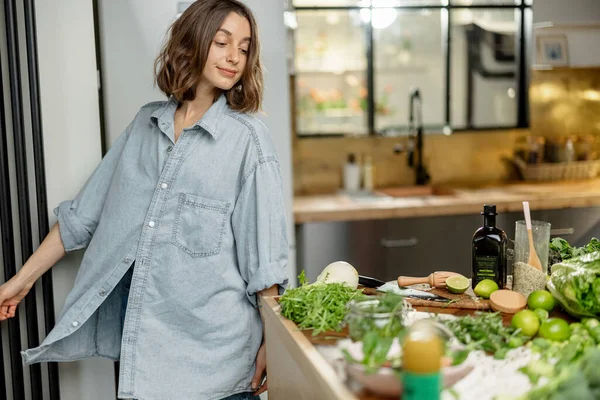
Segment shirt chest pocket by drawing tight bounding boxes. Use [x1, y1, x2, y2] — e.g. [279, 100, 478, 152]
[172, 193, 230, 258]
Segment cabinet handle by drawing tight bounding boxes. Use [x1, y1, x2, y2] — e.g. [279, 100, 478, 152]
[380, 237, 418, 248]
[550, 228, 575, 236]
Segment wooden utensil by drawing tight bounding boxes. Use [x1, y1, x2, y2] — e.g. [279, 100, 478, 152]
[523, 201, 543, 271]
[398, 271, 461, 288]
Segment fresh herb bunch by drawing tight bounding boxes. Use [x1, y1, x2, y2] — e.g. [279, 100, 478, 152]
[343, 331, 399, 375]
[520, 318, 600, 384]
[549, 237, 600, 261]
[518, 319, 600, 399]
[521, 348, 600, 400]
[346, 292, 407, 341]
[343, 293, 407, 374]
[279, 271, 365, 335]
[439, 312, 527, 360]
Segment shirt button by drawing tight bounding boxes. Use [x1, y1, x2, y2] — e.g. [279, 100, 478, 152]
[148, 221, 155, 228]
[161, 183, 168, 189]
[166, 146, 173, 152]
[99, 289, 107, 297]
[72, 321, 79, 327]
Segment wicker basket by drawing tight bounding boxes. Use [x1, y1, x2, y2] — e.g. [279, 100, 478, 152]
[513, 157, 600, 181]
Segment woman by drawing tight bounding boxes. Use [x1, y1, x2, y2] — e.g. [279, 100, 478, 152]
[0, 1, 288, 399]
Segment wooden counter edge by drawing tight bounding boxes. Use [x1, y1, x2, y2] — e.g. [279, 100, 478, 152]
[263, 296, 358, 400]
[294, 193, 600, 223]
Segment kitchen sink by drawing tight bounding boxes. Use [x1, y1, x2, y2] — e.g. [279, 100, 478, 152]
[375, 185, 455, 198]
[346, 186, 456, 203]
[345, 185, 455, 203]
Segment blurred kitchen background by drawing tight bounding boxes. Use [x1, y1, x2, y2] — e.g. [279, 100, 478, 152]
[1, 0, 599, 399]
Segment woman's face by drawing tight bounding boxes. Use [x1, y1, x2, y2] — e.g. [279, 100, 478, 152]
[200, 12, 251, 92]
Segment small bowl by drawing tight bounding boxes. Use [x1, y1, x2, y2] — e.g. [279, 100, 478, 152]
[345, 357, 473, 397]
[341, 322, 473, 397]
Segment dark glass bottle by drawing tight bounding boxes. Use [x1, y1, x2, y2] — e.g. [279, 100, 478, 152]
[472, 204, 507, 289]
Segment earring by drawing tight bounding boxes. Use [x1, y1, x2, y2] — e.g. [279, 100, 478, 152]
[236, 84, 243, 92]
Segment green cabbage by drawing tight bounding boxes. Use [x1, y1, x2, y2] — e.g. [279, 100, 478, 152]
[547, 251, 600, 318]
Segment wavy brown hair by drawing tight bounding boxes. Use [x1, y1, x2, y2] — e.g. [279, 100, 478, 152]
[154, 0, 263, 113]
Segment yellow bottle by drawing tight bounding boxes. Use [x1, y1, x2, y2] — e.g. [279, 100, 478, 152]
[402, 320, 443, 400]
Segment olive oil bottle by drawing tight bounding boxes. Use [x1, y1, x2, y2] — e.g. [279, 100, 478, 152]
[472, 204, 507, 289]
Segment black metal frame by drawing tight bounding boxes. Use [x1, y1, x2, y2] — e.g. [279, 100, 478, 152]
[0, 45, 26, 400]
[3, 1, 43, 397]
[23, 0, 61, 398]
[294, 1, 531, 136]
[92, 0, 109, 156]
[2, 0, 61, 398]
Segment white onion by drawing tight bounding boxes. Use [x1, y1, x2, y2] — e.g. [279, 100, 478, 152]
[315, 261, 359, 289]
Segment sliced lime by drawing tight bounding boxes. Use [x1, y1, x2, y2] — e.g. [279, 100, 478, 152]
[446, 275, 469, 294]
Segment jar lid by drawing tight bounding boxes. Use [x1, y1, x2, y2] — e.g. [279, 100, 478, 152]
[489, 290, 527, 314]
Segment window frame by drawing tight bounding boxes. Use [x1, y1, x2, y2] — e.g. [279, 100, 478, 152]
[293, 1, 532, 136]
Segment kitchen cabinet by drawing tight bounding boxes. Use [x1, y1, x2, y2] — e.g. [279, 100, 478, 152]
[296, 206, 600, 282]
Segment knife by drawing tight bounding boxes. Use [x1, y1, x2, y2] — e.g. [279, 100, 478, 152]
[359, 275, 450, 302]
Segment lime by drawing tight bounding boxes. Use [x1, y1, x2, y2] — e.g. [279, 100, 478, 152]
[446, 275, 469, 294]
[569, 322, 584, 334]
[538, 318, 570, 342]
[508, 336, 524, 349]
[511, 310, 540, 337]
[527, 290, 556, 312]
[473, 279, 499, 299]
[534, 308, 549, 322]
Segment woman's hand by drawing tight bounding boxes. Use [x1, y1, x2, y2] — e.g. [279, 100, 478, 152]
[0, 223, 66, 321]
[0, 275, 33, 320]
[251, 342, 267, 396]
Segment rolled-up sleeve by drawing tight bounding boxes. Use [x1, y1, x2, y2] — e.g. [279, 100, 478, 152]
[232, 159, 289, 307]
[54, 124, 132, 252]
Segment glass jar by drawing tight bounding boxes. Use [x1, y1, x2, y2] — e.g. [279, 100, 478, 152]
[345, 296, 410, 341]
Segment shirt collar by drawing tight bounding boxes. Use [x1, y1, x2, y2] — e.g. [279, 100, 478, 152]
[151, 93, 228, 141]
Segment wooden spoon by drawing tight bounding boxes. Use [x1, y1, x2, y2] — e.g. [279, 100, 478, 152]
[398, 271, 460, 288]
[523, 201, 543, 271]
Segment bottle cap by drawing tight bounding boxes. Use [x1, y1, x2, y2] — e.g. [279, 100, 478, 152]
[482, 204, 497, 215]
[348, 153, 356, 164]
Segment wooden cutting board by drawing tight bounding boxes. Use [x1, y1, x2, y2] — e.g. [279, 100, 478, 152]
[361, 285, 490, 311]
[406, 287, 490, 311]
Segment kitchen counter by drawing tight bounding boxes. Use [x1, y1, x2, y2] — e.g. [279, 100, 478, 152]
[263, 295, 576, 400]
[294, 180, 600, 223]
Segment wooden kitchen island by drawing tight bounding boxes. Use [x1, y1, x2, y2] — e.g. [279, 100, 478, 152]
[263, 293, 576, 400]
[263, 295, 474, 400]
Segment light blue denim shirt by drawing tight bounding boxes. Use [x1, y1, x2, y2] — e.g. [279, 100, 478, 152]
[21, 94, 289, 400]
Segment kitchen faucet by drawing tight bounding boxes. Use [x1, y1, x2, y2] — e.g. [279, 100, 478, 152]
[408, 88, 431, 186]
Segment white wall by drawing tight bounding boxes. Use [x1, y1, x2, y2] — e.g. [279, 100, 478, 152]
[35, 1, 116, 399]
[98, 0, 296, 287]
[533, 0, 600, 67]
[245, 0, 296, 287]
[533, 0, 600, 24]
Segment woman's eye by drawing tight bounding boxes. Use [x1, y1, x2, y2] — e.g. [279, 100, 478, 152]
[240, 49, 248, 55]
[215, 42, 226, 47]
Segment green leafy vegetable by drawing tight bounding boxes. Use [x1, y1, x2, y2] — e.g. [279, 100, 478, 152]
[438, 312, 527, 360]
[547, 251, 600, 318]
[342, 292, 407, 373]
[519, 347, 600, 400]
[549, 237, 600, 261]
[517, 318, 600, 399]
[279, 271, 365, 335]
[346, 292, 406, 341]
